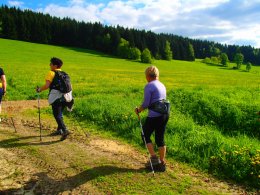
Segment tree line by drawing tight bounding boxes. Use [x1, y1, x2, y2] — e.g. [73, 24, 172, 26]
[0, 5, 260, 65]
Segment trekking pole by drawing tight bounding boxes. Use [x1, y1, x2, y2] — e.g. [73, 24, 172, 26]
[136, 107, 155, 176]
[37, 89, 42, 141]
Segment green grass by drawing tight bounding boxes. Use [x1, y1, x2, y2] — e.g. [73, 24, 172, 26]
[0, 38, 259, 188]
[1, 38, 259, 100]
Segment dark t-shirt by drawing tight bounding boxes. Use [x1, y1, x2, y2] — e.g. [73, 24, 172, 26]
[0, 68, 4, 76]
[0, 68, 5, 89]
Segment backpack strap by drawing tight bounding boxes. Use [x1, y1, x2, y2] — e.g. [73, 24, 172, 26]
[49, 70, 60, 91]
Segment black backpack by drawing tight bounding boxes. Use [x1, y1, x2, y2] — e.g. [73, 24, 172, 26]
[50, 71, 72, 93]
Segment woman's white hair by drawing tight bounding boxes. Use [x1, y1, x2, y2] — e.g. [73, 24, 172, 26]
[145, 66, 159, 78]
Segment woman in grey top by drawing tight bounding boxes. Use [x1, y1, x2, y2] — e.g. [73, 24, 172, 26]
[135, 66, 169, 172]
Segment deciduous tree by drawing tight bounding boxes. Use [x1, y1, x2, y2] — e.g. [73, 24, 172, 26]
[128, 47, 141, 60]
[187, 43, 195, 61]
[141, 48, 152, 63]
[246, 62, 252, 72]
[234, 53, 244, 69]
[117, 38, 130, 59]
[220, 53, 229, 66]
[164, 40, 172, 61]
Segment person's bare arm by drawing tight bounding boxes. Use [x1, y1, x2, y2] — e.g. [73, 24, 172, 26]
[1, 75, 6, 94]
[36, 80, 51, 92]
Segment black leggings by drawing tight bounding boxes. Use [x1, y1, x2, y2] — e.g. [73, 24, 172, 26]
[143, 114, 169, 147]
[52, 100, 67, 131]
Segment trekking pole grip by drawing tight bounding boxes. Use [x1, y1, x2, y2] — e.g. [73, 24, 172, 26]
[36, 85, 40, 93]
[135, 107, 140, 120]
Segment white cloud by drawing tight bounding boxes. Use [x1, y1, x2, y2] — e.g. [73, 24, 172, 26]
[228, 24, 260, 47]
[100, 1, 140, 27]
[38, 3, 103, 23]
[70, 0, 85, 5]
[8, 0, 24, 7]
[34, 0, 260, 47]
[180, 0, 229, 12]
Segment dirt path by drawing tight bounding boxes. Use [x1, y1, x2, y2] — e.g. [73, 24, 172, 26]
[0, 100, 255, 194]
[0, 100, 147, 194]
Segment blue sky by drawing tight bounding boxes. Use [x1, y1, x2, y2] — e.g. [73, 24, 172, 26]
[1, 0, 260, 48]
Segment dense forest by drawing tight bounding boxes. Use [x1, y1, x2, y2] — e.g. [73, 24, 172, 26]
[0, 5, 260, 65]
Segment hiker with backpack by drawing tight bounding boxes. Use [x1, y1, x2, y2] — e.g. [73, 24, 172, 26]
[135, 66, 170, 172]
[0, 67, 7, 121]
[36, 57, 73, 141]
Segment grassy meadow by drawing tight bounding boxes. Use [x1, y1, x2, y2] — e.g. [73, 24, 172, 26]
[0, 38, 259, 187]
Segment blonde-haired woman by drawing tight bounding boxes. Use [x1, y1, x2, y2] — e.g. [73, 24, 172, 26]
[135, 65, 169, 172]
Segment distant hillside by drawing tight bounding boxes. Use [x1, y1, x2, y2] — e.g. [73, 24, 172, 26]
[0, 5, 260, 65]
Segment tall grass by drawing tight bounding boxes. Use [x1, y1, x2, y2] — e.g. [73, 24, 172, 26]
[171, 88, 260, 137]
[0, 38, 259, 187]
[73, 89, 259, 187]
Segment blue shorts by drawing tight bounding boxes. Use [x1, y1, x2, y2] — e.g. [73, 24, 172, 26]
[0, 88, 3, 103]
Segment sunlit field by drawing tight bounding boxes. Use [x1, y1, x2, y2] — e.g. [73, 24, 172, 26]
[0, 38, 259, 187]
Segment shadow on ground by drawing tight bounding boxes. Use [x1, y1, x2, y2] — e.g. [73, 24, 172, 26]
[0, 165, 145, 194]
[0, 135, 61, 148]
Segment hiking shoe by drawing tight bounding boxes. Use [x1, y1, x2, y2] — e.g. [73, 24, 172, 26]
[60, 130, 70, 141]
[150, 156, 161, 165]
[157, 162, 166, 172]
[145, 156, 161, 169]
[49, 129, 63, 136]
